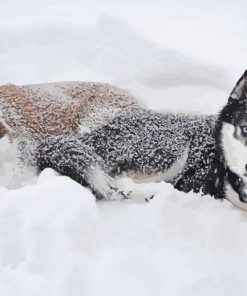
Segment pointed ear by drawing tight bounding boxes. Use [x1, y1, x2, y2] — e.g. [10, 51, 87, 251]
[229, 70, 247, 100]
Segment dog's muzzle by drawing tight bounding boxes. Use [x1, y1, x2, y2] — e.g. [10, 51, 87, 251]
[239, 191, 247, 203]
[226, 167, 247, 203]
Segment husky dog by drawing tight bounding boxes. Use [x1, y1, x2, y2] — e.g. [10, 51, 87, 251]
[214, 70, 247, 209]
[35, 70, 247, 208]
[0, 82, 141, 167]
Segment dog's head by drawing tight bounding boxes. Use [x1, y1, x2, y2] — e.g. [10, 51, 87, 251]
[217, 70, 247, 206]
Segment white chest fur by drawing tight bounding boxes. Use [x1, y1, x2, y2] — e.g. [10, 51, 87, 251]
[225, 182, 247, 211]
[221, 122, 247, 178]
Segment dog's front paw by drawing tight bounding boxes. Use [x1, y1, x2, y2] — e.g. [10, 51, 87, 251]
[106, 185, 132, 201]
[128, 190, 156, 203]
[145, 194, 155, 203]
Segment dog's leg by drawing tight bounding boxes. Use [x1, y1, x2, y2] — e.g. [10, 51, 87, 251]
[113, 177, 157, 202]
[36, 136, 132, 200]
[85, 166, 133, 200]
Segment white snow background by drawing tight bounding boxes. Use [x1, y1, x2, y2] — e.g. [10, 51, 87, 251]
[1, 0, 247, 295]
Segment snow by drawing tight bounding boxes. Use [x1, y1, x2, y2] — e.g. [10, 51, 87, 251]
[0, 170, 247, 295]
[1, 0, 247, 295]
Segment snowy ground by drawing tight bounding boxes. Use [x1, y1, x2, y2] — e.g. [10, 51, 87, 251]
[1, 0, 247, 295]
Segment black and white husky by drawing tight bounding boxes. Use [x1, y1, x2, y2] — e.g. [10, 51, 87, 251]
[36, 70, 247, 209]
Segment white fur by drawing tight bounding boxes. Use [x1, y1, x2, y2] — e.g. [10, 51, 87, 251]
[221, 123, 247, 181]
[115, 177, 156, 203]
[225, 182, 247, 211]
[221, 122, 247, 210]
[0, 110, 12, 133]
[87, 166, 132, 200]
[87, 166, 155, 202]
[0, 136, 36, 188]
[78, 124, 91, 134]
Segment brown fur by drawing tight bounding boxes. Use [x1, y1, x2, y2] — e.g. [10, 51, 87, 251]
[0, 81, 142, 141]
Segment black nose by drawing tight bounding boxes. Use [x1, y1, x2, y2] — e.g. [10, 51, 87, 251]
[240, 192, 247, 203]
[245, 164, 247, 172]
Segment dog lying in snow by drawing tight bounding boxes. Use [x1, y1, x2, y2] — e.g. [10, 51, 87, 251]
[0, 81, 141, 168]
[36, 70, 247, 209]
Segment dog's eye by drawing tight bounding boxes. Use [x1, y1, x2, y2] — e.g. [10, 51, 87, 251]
[240, 126, 247, 136]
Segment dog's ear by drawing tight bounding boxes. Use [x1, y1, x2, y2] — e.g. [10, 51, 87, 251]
[229, 70, 247, 100]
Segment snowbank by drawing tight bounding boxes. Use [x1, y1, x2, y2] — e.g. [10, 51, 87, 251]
[0, 170, 98, 295]
[0, 170, 247, 295]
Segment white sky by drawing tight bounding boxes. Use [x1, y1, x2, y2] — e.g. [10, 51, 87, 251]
[1, 0, 246, 74]
[0, 0, 246, 112]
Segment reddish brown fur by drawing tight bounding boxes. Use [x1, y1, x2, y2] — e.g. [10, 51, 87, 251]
[0, 82, 142, 141]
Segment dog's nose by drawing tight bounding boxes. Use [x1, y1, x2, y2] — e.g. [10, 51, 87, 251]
[245, 164, 247, 172]
[240, 191, 247, 203]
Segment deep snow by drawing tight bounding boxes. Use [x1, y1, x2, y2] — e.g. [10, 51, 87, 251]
[1, 169, 247, 296]
[1, 0, 247, 295]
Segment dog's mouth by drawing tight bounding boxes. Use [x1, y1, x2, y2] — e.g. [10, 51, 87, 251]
[239, 175, 247, 203]
[232, 180, 247, 204]
[238, 191, 247, 203]
[232, 182, 247, 203]
[225, 167, 247, 204]
[224, 182, 247, 211]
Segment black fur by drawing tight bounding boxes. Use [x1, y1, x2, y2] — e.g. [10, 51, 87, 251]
[36, 109, 226, 200]
[35, 70, 247, 202]
[213, 69, 247, 202]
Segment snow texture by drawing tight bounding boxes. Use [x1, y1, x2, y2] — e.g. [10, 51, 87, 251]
[0, 82, 141, 169]
[0, 169, 247, 296]
[36, 109, 218, 200]
[1, 0, 247, 295]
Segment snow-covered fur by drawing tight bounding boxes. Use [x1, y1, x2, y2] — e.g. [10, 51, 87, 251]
[36, 109, 218, 200]
[36, 70, 247, 205]
[0, 82, 141, 166]
[214, 70, 247, 208]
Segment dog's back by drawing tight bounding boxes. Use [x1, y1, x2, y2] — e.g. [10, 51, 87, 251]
[0, 81, 142, 184]
[0, 81, 141, 139]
